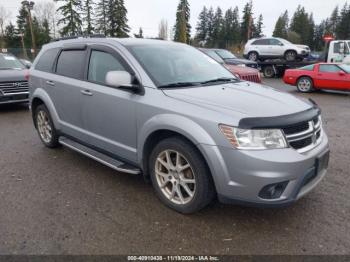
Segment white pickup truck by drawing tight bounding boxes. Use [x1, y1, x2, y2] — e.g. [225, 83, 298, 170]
[327, 40, 350, 64]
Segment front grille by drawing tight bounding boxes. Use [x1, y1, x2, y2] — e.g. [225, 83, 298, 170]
[240, 74, 261, 83]
[0, 81, 29, 95]
[282, 115, 322, 153]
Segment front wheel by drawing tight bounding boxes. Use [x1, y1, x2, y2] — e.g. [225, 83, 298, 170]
[149, 137, 215, 214]
[35, 104, 60, 148]
[285, 50, 297, 61]
[297, 77, 314, 93]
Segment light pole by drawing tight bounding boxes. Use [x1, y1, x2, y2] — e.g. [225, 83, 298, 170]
[21, 0, 36, 57]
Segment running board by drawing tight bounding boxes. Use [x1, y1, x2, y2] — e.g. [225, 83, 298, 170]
[59, 137, 141, 175]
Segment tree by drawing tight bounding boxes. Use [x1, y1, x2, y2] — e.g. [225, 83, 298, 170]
[16, 5, 29, 58]
[0, 6, 11, 48]
[174, 0, 191, 43]
[106, 0, 130, 37]
[206, 7, 215, 46]
[5, 23, 20, 48]
[241, 0, 254, 43]
[82, 0, 94, 34]
[336, 3, 350, 39]
[290, 6, 313, 45]
[252, 14, 263, 38]
[56, 0, 83, 36]
[273, 11, 289, 39]
[329, 6, 339, 34]
[34, 1, 57, 38]
[134, 27, 143, 38]
[211, 7, 224, 47]
[158, 19, 168, 40]
[195, 6, 208, 44]
[95, 0, 108, 35]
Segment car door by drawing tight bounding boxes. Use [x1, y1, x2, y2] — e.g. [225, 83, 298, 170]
[269, 39, 284, 57]
[81, 45, 138, 162]
[252, 39, 270, 56]
[48, 46, 90, 142]
[314, 64, 346, 89]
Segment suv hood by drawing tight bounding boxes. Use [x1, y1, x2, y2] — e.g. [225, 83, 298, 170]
[0, 69, 26, 82]
[163, 82, 312, 118]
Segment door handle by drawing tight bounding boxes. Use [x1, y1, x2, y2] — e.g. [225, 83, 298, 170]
[80, 89, 93, 96]
[46, 80, 55, 86]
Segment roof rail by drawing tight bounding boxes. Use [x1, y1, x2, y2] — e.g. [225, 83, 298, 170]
[52, 34, 106, 42]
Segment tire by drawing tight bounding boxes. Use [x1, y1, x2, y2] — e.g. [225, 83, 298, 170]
[263, 66, 275, 78]
[149, 137, 216, 214]
[296, 77, 314, 93]
[248, 51, 259, 62]
[284, 50, 297, 61]
[35, 104, 60, 148]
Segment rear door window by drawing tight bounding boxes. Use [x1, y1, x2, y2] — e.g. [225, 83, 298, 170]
[56, 50, 86, 79]
[35, 48, 59, 72]
[252, 39, 269, 45]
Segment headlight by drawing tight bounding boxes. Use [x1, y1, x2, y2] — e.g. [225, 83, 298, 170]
[219, 125, 288, 150]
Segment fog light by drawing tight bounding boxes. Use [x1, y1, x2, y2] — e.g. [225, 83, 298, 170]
[259, 181, 289, 199]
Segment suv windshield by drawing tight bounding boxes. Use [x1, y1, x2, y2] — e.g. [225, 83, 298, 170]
[128, 44, 234, 87]
[0, 54, 25, 70]
[216, 50, 237, 59]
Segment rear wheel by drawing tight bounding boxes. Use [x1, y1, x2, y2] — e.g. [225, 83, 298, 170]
[248, 51, 259, 61]
[263, 66, 275, 78]
[35, 104, 60, 148]
[149, 137, 215, 214]
[297, 77, 314, 93]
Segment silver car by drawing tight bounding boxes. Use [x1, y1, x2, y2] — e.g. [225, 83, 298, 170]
[244, 37, 311, 62]
[29, 38, 329, 213]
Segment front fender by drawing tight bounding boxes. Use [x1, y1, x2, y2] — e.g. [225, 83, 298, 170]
[137, 114, 216, 162]
[31, 88, 61, 130]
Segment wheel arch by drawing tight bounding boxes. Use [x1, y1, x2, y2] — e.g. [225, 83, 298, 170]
[31, 89, 61, 130]
[138, 115, 217, 179]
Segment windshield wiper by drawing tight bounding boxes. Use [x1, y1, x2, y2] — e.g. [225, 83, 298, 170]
[201, 77, 238, 85]
[158, 82, 201, 89]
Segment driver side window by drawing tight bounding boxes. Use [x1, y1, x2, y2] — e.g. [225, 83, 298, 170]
[88, 50, 126, 85]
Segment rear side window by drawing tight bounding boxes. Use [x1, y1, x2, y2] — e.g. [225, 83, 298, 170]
[252, 39, 269, 45]
[319, 64, 341, 73]
[88, 50, 126, 84]
[300, 65, 315, 71]
[56, 50, 86, 79]
[35, 48, 59, 72]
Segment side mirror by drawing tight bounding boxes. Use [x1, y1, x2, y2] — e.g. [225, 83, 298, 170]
[279, 43, 284, 46]
[105, 71, 137, 90]
[339, 71, 346, 76]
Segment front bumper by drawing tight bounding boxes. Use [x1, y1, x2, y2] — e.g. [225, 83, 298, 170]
[199, 133, 329, 207]
[0, 93, 29, 105]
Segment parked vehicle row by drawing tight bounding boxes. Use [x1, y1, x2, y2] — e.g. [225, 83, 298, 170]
[28, 37, 329, 213]
[199, 48, 261, 83]
[0, 52, 30, 105]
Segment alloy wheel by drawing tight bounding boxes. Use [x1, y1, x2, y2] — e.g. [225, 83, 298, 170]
[298, 78, 312, 92]
[37, 110, 53, 144]
[155, 150, 196, 205]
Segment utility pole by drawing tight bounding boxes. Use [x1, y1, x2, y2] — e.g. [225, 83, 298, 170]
[21, 1, 36, 57]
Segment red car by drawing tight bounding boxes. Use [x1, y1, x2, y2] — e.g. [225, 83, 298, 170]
[283, 63, 350, 92]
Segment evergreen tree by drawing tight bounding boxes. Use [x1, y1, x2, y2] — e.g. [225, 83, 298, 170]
[212, 7, 224, 47]
[329, 6, 339, 34]
[290, 6, 312, 44]
[56, 0, 83, 36]
[206, 7, 215, 46]
[95, 0, 108, 35]
[174, 0, 191, 43]
[134, 27, 143, 38]
[241, 0, 253, 42]
[336, 3, 350, 39]
[82, 0, 94, 34]
[252, 14, 263, 38]
[273, 11, 289, 39]
[5, 23, 20, 48]
[106, 0, 130, 37]
[195, 6, 208, 44]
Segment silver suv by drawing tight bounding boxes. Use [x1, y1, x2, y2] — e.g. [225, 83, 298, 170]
[244, 37, 311, 62]
[29, 38, 329, 213]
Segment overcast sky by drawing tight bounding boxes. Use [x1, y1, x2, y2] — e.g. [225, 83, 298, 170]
[1, 0, 348, 37]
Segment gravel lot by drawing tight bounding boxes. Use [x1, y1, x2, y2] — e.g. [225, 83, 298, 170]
[0, 78, 349, 255]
